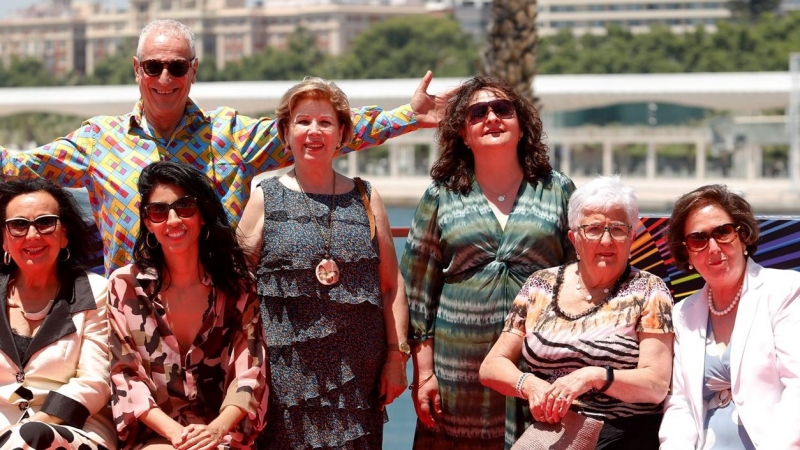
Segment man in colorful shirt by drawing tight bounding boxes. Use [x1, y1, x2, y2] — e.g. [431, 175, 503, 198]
[0, 19, 446, 275]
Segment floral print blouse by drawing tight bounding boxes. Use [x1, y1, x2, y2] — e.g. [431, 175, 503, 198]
[107, 264, 268, 450]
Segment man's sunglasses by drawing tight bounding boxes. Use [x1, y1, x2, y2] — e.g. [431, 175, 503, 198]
[466, 99, 516, 124]
[139, 58, 195, 78]
[141, 196, 199, 223]
[683, 223, 740, 252]
[5, 215, 60, 237]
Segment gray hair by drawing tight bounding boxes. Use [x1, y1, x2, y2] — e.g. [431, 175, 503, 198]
[136, 19, 195, 59]
[568, 175, 639, 230]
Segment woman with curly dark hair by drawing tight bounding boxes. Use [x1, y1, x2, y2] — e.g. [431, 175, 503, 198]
[401, 75, 576, 449]
[107, 161, 268, 450]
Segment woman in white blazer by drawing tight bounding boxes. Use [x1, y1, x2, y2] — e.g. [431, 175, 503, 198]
[660, 184, 800, 450]
[0, 179, 115, 450]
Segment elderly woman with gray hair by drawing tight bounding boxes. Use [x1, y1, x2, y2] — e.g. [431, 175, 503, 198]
[480, 176, 674, 449]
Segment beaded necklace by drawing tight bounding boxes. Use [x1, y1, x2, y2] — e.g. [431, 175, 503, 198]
[552, 262, 631, 320]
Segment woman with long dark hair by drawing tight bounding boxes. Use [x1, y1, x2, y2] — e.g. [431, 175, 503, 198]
[108, 161, 268, 450]
[402, 75, 575, 449]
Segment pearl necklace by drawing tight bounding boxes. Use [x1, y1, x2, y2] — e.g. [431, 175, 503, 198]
[553, 262, 631, 320]
[707, 282, 744, 316]
[575, 271, 610, 301]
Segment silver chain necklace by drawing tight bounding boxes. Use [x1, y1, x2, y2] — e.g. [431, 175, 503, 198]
[296, 173, 340, 285]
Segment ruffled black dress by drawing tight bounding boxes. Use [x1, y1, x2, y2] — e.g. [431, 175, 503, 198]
[254, 177, 387, 450]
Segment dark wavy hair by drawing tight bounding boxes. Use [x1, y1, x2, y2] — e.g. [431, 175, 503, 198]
[0, 178, 92, 278]
[667, 184, 759, 273]
[132, 161, 254, 299]
[431, 75, 552, 194]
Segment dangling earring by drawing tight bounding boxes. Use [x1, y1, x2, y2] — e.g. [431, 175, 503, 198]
[203, 227, 210, 241]
[576, 254, 580, 261]
[146, 232, 159, 249]
[59, 247, 71, 261]
[744, 250, 748, 256]
[688, 263, 693, 270]
[3, 252, 11, 265]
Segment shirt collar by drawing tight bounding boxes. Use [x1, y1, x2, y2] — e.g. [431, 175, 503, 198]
[128, 97, 209, 133]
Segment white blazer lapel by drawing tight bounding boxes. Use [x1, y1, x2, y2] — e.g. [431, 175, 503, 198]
[729, 259, 763, 392]
[681, 288, 711, 440]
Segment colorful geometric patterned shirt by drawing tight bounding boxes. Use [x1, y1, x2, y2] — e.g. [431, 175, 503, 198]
[1, 98, 418, 275]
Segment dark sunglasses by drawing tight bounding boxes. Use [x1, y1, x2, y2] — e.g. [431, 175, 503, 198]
[139, 58, 195, 77]
[683, 223, 740, 252]
[142, 196, 199, 223]
[466, 99, 516, 124]
[5, 215, 60, 237]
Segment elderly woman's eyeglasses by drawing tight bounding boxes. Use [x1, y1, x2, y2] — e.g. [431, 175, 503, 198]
[683, 223, 740, 252]
[579, 224, 632, 241]
[5, 215, 60, 237]
[466, 99, 515, 124]
[139, 59, 195, 77]
[142, 196, 199, 223]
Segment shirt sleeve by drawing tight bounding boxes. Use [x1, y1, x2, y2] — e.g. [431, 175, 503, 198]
[558, 175, 577, 262]
[502, 280, 534, 338]
[237, 104, 419, 172]
[636, 272, 675, 334]
[220, 289, 269, 447]
[1, 121, 95, 188]
[401, 183, 443, 345]
[107, 270, 159, 443]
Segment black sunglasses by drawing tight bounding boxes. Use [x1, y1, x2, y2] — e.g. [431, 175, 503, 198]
[139, 58, 195, 77]
[142, 196, 199, 223]
[5, 215, 60, 237]
[466, 99, 516, 124]
[683, 223, 740, 252]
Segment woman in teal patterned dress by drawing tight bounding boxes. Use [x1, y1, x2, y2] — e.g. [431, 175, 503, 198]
[401, 75, 575, 449]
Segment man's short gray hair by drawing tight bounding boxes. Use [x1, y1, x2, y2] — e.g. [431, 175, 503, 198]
[136, 19, 195, 59]
[567, 175, 639, 230]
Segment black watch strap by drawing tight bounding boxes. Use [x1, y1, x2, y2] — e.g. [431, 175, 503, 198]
[597, 366, 614, 393]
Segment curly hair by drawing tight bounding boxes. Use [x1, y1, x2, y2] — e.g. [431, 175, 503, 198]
[667, 184, 759, 273]
[132, 161, 254, 299]
[275, 76, 354, 150]
[0, 178, 93, 278]
[431, 75, 552, 194]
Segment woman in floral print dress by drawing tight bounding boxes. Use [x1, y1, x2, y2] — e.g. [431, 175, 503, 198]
[107, 161, 268, 450]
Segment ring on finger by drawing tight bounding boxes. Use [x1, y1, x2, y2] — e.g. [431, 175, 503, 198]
[557, 395, 567, 401]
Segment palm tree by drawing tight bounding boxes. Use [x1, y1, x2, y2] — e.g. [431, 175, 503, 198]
[483, 0, 538, 103]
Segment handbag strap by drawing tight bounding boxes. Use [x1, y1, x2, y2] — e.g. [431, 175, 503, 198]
[353, 177, 375, 240]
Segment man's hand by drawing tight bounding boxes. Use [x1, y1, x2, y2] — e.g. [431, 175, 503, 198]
[410, 71, 456, 129]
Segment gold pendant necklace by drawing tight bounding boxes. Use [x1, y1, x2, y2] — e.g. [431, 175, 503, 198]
[296, 172, 340, 286]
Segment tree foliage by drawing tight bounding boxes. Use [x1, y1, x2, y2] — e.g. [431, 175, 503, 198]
[537, 11, 800, 74]
[337, 15, 477, 79]
[79, 37, 138, 85]
[2, 12, 800, 88]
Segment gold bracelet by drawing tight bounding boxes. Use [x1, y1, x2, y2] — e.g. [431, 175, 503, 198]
[408, 372, 435, 391]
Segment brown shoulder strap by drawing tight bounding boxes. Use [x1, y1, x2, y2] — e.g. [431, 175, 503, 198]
[353, 177, 376, 240]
